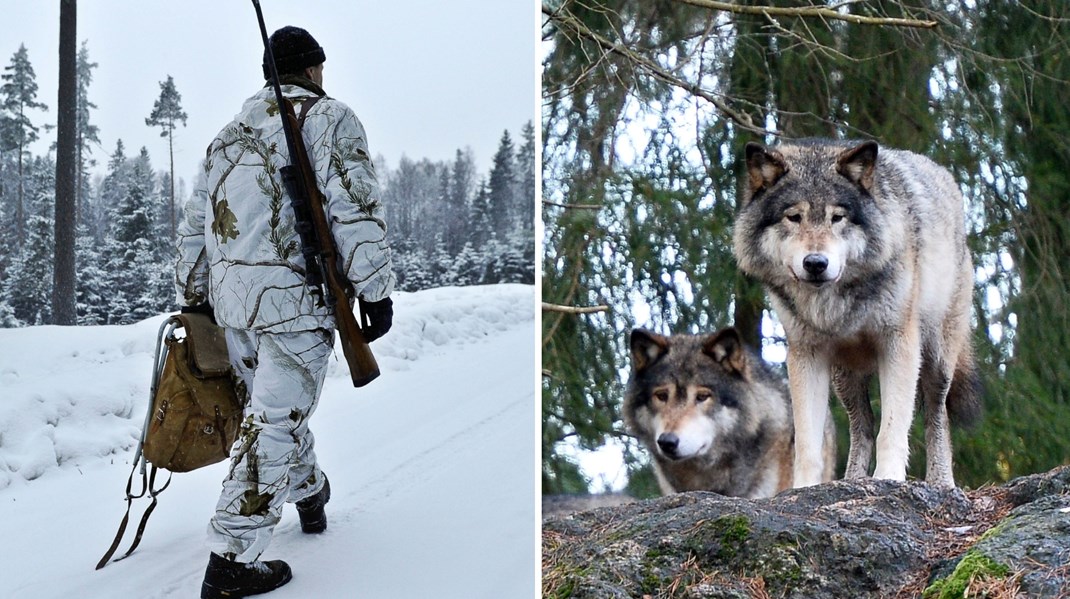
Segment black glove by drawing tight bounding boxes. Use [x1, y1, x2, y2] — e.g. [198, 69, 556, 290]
[180, 302, 217, 325]
[359, 297, 393, 342]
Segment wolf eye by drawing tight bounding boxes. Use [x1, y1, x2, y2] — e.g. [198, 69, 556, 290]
[831, 213, 845, 224]
[695, 391, 712, 403]
[653, 390, 669, 403]
[785, 213, 802, 223]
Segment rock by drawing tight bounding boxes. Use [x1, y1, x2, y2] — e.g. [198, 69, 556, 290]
[543, 467, 1070, 598]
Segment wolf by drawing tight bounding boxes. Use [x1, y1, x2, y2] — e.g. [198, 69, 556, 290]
[624, 327, 835, 498]
[732, 139, 982, 488]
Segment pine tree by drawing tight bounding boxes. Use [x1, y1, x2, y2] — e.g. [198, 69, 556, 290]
[1, 44, 48, 244]
[145, 75, 187, 243]
[53, 0, 78, 325]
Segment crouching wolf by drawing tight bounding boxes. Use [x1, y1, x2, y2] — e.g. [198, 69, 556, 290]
[733, 139, 982, 488]
[624, 327, 835, 498]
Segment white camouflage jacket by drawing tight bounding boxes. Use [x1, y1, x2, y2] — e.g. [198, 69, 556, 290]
[175, 82, 394, 333]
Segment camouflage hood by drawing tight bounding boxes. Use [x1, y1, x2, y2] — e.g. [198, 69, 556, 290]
[175, 84, 394, 332]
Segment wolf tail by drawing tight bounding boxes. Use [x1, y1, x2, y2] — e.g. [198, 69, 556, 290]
[947, 350, 983, 428]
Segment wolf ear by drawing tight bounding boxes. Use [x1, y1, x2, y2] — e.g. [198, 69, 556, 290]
[744, 142, 787, 197]
[703, 327, 748, 376]
[836, 141, 879, 191]
[630, 328, 669, 372]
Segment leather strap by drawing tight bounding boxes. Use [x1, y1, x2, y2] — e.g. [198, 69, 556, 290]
[95, 461, 171, 569]
[297, 96, 321, 128]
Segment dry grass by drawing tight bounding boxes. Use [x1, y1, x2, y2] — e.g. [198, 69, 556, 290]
[895, 485, 1017, 598]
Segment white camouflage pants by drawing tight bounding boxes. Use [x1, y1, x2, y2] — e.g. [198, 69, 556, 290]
[206, 328, 333, 562]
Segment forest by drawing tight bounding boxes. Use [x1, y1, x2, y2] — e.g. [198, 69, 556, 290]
[0, 38, 534, 329]
[542, 0, 1070, 495]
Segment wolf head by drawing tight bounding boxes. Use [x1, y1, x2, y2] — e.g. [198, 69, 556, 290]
[734, 140, 886, 288]
[624, 327, 783, 463]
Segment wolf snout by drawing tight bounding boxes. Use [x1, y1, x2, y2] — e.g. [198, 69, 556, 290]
[657, 433, 680, 458]
[802, 253, 828, 276]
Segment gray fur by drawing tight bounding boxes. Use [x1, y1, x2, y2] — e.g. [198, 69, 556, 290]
[623, 327, 835, 499]
[732, 139, 982, 488]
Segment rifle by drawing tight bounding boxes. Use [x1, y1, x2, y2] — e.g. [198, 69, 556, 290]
[252, 0, 379, 387]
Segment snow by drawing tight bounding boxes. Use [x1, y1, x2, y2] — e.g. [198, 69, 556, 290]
[0, 284, 537, 598]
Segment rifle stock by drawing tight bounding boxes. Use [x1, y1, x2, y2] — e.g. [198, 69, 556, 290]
[254, 0, 379, 387]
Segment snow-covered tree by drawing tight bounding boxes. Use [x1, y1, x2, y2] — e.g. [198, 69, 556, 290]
[2, 157, 55, 324]
[100, 146, 169, 323]
[446, 148, 476, 254]
[1, 44, 48, 243]
[75, 41, 100, 223]
[514, 121, 535, 232]
[487, 130, 515, 236]
[75, 223, 107, 325]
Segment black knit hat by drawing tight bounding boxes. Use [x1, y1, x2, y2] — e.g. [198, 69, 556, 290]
[262, 26, 325, 79]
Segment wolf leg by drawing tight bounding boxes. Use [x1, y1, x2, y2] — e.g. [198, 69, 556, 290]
[787, 346, 831, 488]
[920, 356, 956, 487]
[832, 368, 873, 479]
[873, 327, 922, 481]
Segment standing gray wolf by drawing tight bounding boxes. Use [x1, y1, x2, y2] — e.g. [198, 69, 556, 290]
[624, 327, 835, 498]
[732, 139, 982, 488]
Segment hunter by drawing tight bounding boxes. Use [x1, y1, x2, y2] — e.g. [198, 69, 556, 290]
[175, 26, 395, 599]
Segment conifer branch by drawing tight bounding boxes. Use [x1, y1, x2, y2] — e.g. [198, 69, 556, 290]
[543, 4, 768, 136]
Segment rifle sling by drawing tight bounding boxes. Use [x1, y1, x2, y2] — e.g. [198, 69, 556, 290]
[296, 95, 321, 129]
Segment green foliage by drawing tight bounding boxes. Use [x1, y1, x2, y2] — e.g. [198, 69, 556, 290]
[144, 75, 187, 136]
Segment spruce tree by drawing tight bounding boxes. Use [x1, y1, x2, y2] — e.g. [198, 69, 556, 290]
[487, 130, 515, 236]
[145, 75, 187, 243]
[446, 148, 476, 254]
[75, 41, 100, 222]
[74, 223, 107, 325]
[514, 121, 535, 232]
[1, 44, 48, 244]
[469, 178, 493, 248]
[2, 157, 55, 325]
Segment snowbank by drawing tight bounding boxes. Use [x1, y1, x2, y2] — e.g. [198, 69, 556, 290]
[0, 284, 533, 489]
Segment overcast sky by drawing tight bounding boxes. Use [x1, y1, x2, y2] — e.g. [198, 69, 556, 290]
[1, 0, 536, 186]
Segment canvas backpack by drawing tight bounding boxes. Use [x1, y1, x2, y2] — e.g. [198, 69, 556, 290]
[96, 312, 242, 569]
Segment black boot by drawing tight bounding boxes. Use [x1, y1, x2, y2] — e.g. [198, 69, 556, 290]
[296, 475, 331, 533]
[200, 552, 292, 599]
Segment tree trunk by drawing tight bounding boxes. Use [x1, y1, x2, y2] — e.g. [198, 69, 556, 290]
[169, 128, 175, 242]
[52, 0, 77, 325]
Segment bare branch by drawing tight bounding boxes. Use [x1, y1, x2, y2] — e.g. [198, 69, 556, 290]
[543, 200, 603, 210]
[542, 302, 610, 315]
[671, 0, 939, 29]
[543, 3, 769, 135]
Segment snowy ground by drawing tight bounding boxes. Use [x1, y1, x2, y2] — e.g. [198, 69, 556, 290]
[0, 285, 537, 598]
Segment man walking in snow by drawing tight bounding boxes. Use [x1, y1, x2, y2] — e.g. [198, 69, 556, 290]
[175, 26, 394, 598]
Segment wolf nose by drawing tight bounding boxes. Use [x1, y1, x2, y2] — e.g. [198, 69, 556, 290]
[657, 433, 680, 457]
[803, 254, 828, 275]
